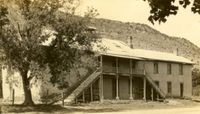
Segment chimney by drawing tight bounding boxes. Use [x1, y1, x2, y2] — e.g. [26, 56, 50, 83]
[173, 48, 179, 56]
[129, 36, 133, 49]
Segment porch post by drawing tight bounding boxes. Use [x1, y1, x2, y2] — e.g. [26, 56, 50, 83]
[99, 74, 104, 102]
[129, 59, 133, 100]
[151, 88, 154, 101]
[143, 77, 146, 101]
[82, 91, 85, 103]
[115, 58, 119, 100]
[90, 84, 93, 102]
[116, 75, 119, 100]
[99, 55, 104, 102]
[129, 76, 133, 100]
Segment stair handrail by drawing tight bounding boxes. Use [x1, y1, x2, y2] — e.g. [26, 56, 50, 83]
[48, 67, 101, 105]
[145, 73, 166, 99]
[66, 68, 101, 101]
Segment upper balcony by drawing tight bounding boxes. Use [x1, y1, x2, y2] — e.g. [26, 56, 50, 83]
[102, 66, 145, 76]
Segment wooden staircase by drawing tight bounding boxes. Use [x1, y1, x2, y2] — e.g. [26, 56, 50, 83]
[64, 69, 101, 104]
[145, 74, 166, 99]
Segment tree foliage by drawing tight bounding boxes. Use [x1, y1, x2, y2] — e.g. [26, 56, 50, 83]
[144, 0, 200, 24]
[0, 0, 99, 105]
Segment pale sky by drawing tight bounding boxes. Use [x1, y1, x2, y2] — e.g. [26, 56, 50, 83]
[77, 0, 200, 47]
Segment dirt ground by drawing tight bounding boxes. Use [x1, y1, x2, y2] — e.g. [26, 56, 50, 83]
[1, 99, 200, 113]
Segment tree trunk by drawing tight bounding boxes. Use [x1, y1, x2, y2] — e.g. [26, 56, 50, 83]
[20, 70, 34, 106]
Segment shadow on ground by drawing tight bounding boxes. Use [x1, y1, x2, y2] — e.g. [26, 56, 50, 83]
[0, 104, 121, 113]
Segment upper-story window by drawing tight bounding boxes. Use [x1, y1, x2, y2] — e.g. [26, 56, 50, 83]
[153, 62, 159, 74]
[167, 63, 172, 75]
[179, 64, 183, 75]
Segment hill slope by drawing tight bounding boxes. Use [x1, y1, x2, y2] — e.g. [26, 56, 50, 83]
[90, 18, 200, 68]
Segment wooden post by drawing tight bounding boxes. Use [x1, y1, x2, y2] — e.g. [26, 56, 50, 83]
[116, 75, 119, 100]
[12, 89, 15, 105]
[129, 76, 133, 100]
[116, 58, 119, 100]
[116, 58, 119, 73]
[151, 88, 154, 101]
[82, 91, 85, 103]
[90, 84, 93, 102]
[62, 92, 64, 106]
[129, 59, 133, 100]
[99, 55, 104, 102]
[100, 55, 103, 72]
[143, 77, 146, 101]
[99, 75, 104, 102]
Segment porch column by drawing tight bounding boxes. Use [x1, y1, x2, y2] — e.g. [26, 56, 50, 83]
[116, 58, 119, 100]
[99, 74, 104, 102]
[116, 75, 119, 100]
[151, 88, 154, 101]
[82, 91, 85, 103]
[129, 59, 133, 100]
[143, 77, 146, 101]
[99, 55, 104, 102]
[129, 76, 133, 100]
[90, 84, 93, 102]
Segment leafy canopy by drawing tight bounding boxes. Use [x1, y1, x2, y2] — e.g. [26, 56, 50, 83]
[0, 0, 99, 85]
[144, 0, 200, 24]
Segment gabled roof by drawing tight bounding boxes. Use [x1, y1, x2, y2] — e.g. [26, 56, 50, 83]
[94, 38, 194, 64]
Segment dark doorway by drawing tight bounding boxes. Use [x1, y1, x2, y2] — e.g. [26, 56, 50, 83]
[180, 83, 184, 97]
[132, 77, 143, 99]
[103, 75, 116, 99]
[119, 76, 129, 99]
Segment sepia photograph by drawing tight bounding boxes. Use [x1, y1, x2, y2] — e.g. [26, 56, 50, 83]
[0, 0, 200, 113]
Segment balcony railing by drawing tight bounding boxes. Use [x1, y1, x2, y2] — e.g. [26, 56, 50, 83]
[132, 69, 145, 75]
[102, 67, 145, 75]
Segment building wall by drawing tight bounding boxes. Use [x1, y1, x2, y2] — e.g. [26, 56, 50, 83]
[102, 55, 193, 98]
[1, 66, 90, 102]
[142, 61, 192, 98]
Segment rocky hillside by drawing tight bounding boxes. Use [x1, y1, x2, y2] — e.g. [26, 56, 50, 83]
[90, 18, 200, 68]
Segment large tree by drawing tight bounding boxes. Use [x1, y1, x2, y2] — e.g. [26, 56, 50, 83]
[144, 0, 200, 24]
[0, 0, 98, 106]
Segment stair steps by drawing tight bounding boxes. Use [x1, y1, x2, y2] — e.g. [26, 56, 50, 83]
[145, 74, 166, 99]
[65, 69, 101, 104]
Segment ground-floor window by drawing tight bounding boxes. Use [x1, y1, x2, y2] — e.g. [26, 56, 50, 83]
[180, 83, 184, 97]
[167, 81, 172, 96]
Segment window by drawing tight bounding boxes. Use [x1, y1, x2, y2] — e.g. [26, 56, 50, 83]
[167, 63, 172, 75]
[153, 62, 159, 74]
[180, 83, 184, 97]
[167, 81, 172, 95]
[179, 64, 183, 75]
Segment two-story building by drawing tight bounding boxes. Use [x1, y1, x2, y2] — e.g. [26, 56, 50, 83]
[0, 38, 194, 104]
[66, 38, 193, 103]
